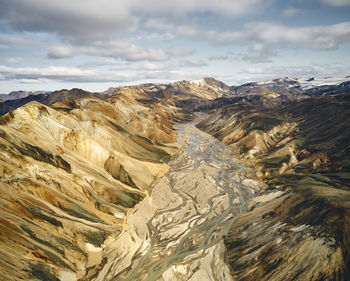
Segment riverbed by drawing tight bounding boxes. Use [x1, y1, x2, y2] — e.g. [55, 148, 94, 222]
[92, 119, 263, 281]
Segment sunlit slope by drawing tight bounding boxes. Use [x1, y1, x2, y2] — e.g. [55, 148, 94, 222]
[0, 90, 178, 280]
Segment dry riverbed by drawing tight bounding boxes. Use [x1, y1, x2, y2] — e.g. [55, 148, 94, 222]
[89, 119, 264, 281]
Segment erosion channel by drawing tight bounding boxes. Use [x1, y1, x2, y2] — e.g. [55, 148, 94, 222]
[92, 117, 263, 281]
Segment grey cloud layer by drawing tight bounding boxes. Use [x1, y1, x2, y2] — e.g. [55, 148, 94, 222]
[0, 63, 206, 84]
[321, 0, 350, 7]
[0, 0, 349, 90]
[1, 0, 349, 64]
[149, 20, 350, 50]
[0, 0, 269, 41]
[47, 42, 194, 61]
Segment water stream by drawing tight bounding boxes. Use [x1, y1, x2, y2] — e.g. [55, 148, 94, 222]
[111, 119, 261, 281]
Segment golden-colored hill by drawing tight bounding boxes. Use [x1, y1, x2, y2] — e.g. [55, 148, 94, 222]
[0, 89, 178, 280]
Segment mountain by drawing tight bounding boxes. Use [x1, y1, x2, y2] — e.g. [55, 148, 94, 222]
[197, 93, 350, 280]
[0, 90, 50, 102]
[231, 76, 350, 97]
[0, 88, 179, 280]
[0, 76, 349, 280]
[167, 77, 232, 100]
[0, 88, 108, 116]
[3, 76, 349, 117]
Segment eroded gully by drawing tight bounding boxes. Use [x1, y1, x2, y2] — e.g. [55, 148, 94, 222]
[95, 118, 263, 281]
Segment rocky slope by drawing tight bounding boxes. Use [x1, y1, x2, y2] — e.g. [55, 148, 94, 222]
[0, 88, 179, 280]
[197, 93, 350, 280]
[0, 88, 109, 116]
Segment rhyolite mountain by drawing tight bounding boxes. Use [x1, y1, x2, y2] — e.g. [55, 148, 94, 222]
[0, 76, 349, 280]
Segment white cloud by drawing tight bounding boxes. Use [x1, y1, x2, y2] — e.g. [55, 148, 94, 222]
[208, 55, 229, 61]
[240, 63, 350, 78]
[144, 19, 350, 64]
[0, 63, 208, 85]
[321, 0, 350, 7]
[0, 65, 102, 82]
[0, 33, 35, 46]
[246, 21, 350, 50]
[242, 43, 276, 63]
[167, 48, 196, 57]
[46, 41, 195, 62]
[178, 60, 208, 68]
[84, 41, 170, 61]
[0, 0, 270, 42]
[147, 18, 350, 51]
[47, 45, 74, 59]
[212, 22, 350, 50]
[5, 57, 23, 64]
[135, 0, 269, 18]
[282, 7, 302, 16]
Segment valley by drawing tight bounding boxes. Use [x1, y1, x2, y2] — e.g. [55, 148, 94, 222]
[0, 76, 349, 280]
[88, 117, 262, 281]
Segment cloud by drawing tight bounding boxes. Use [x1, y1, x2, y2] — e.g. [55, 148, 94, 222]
[167, 47, 196, 57]
[83, 41, 170, 61]
[46, 41, 195, 62]
[321, 0, 350, 7]
[0, 65, 104, 83]
[136, 0, 269, 18]
[0, 0, 270, 43]
[282, 7, 302, 16]
[240, 63, 350, 78]
[0, 33, 35, 47]
[145, 17, 350, 51]
[213, 22, 350, 50]
[47, 45, 74, 59]
[178, 60, 208, 68]
[208, 55, 229, 61]
[242, 43, 276, 63]
[0, 64, 207, 85]
[0, 0, 135, 42]
[224, 63, 350, 86]
[144, 19, 350, 63]
[5, 57, 23, 64]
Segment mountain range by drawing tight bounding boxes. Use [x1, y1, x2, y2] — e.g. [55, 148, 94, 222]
[0, 76, 349, 281]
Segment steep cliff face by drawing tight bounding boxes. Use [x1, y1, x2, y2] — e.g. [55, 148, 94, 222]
[0, 89, 178, 280]
[197, 94, 350, 280]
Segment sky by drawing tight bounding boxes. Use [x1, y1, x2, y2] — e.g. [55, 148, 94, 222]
[0, 0, 350, 93]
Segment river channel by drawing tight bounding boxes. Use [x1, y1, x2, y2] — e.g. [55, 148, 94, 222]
[97, 118, 262, 281]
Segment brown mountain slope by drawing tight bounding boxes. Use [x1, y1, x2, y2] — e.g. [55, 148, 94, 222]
[0, 90, 178, 280]
[0, 88, 108, 116]
[197, 94, 350, 281]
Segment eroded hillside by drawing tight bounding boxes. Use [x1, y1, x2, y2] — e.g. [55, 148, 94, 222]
[1, 77, 350, 281]
[0, 89, 179, 280]
[197, 94, 350, 280]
